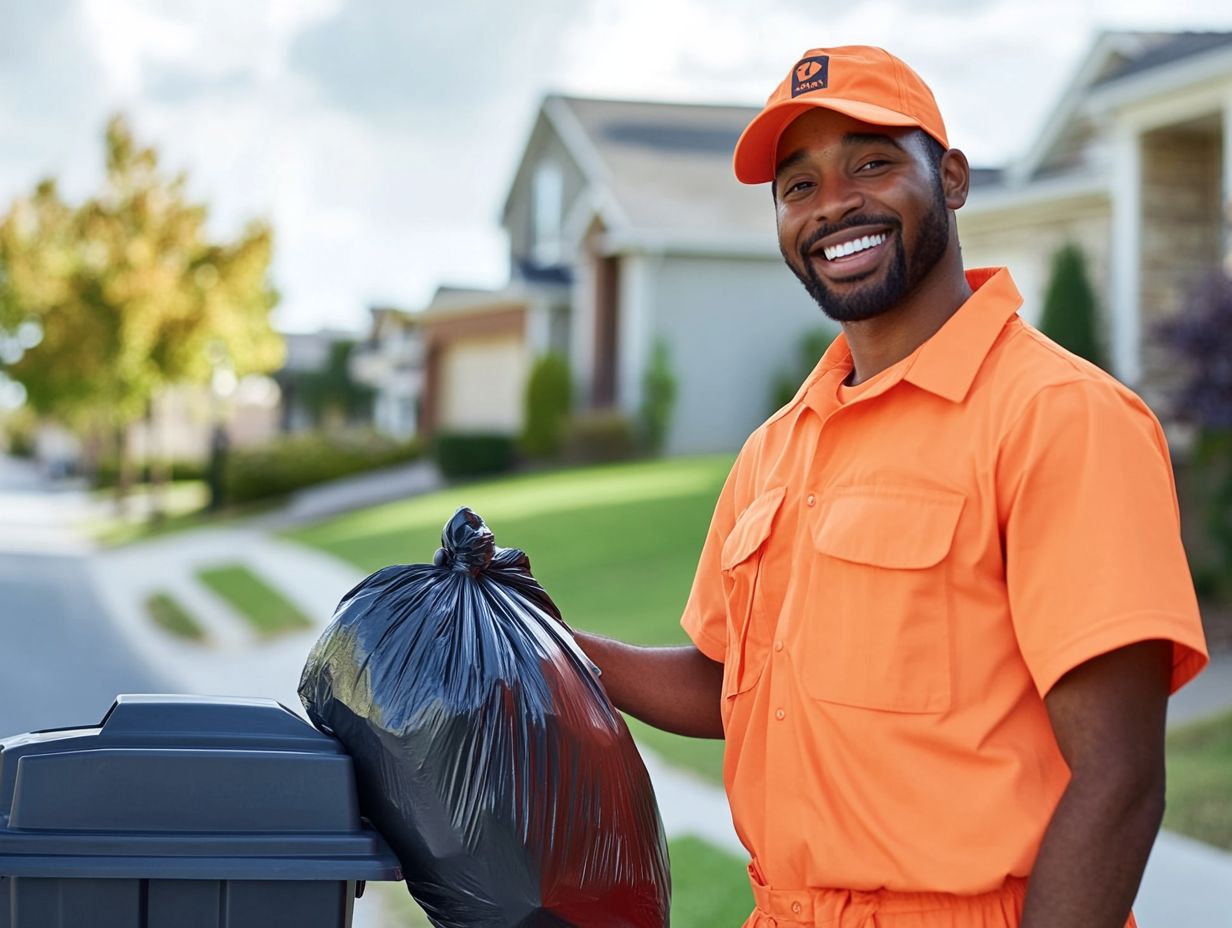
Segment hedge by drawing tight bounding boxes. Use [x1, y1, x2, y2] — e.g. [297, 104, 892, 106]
[434, 432, 516, 479]
[223, 430, 422, 504]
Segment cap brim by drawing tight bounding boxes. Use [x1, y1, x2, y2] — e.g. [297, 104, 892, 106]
[733, 98, 926, 185]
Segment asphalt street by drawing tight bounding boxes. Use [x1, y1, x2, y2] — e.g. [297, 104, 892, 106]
[0, 455, 170, 738]
[0, 550, 170, 738]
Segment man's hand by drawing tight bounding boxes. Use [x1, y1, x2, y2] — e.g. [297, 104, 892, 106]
[1021, 639, 1172, 928]
[570, 632, 725, 739]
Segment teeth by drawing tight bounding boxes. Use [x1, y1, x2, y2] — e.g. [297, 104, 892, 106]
[823, 233, 886, 261]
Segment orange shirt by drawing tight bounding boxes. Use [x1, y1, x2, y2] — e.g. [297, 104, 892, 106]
[681, 267, 1208, 895]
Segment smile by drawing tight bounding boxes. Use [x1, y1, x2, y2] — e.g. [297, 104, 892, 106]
[822, 233, 887, 262]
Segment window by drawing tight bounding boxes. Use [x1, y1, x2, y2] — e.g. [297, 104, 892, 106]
[531, 160, 564, 265]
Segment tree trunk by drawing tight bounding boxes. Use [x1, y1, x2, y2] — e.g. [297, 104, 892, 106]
[146, 399, 167, 523]
[112, 425, 132, 517]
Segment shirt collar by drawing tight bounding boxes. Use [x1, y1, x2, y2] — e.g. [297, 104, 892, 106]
[903, 267, 1023, 403]
[782, 267, 1022, 423]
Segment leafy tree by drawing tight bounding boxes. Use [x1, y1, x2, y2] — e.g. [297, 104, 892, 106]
[0, 115, 283, 510]
[521, 353, 571, 458]
[1157, 271, 1232, 595]
[640, 340, 677, 456]
[1038, 242, 1106, 368]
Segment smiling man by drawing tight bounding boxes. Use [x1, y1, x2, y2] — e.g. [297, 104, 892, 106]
[569, 46, 1209, 927]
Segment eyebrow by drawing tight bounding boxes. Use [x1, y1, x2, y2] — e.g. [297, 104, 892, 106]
[774, 132, 907, 179]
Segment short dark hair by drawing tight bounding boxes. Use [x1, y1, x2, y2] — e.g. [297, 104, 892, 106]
[918, 131, 946, 179]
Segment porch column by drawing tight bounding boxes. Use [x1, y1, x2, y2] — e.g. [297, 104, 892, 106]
[1109, 126, 1142, 387]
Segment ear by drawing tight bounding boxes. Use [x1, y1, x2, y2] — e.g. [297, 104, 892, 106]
[941, 148, 970, 211]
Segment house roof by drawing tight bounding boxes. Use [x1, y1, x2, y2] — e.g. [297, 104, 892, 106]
[549, 95, 778, 248]
[1006, 29, 1232, 185]
[1092, 31, 1232, 86]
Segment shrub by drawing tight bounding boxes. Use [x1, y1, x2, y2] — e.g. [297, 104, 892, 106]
[434, 432, 516, 479]
[639, 340, 677, 456]
[1158, 270, 1232, 596]
[223, 430, 422, 504]
[1038, 242, 1107, 368]
[521, 354, 572, 459]
[563, 410, 637, 464]
[770, 327, 837, 413]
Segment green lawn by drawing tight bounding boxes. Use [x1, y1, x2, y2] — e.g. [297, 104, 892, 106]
[289, 456, 757, 923]
[1165, 710, 1232, 850]
[287, 456, 733, 784]
[367, 835, 752, 928]
[196, 563, 313, 637]
[287, 455, 732, 647]
[145, 591, 206, 641]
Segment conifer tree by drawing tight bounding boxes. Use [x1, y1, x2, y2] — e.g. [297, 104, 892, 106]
[1039, 243, 1106, 369]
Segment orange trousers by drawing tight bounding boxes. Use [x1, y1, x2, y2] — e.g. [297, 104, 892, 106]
[742, 874, 1138, 927]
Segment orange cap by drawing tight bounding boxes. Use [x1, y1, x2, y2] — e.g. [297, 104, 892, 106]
[733, 46, 949, 184]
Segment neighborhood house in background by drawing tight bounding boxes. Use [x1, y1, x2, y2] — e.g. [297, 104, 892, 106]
[355, 30, 1232, 460]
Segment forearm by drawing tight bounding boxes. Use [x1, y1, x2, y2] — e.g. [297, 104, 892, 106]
[571, 630, 725, 739]
[1021, 771, 1165, 928]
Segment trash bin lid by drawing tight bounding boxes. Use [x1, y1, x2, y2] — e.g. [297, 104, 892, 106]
[0, 695, 403, 881]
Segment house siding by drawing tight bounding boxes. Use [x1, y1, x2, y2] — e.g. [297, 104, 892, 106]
[1138, 125, 1224, 406]
[958, 202, 1112, 329]
[646, 254, 833, 455]
[506, 121, 589, 270]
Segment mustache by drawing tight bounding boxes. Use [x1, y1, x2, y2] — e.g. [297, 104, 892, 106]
[799, 215, 901, 261]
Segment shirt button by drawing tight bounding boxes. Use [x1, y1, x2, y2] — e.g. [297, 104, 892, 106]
[775, 708, 786, 721]
[791, 902, 803, 915]
[806, 493, 816, 507]
[774, 640, 784, 652]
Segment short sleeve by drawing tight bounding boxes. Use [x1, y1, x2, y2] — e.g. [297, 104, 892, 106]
[680, 458, 742, 663]
[998, 380, 1208, 697]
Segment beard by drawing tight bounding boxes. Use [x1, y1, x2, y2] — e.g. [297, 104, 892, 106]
[782, 187, 950, 323]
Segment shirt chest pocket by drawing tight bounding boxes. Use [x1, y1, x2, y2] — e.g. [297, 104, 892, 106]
[798, 487, 965, 714]
[720, 485, 787, 700]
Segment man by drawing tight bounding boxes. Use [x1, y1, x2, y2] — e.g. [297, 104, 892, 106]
[570, 46, 1209, 927]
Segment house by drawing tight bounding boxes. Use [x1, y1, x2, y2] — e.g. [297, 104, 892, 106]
[274, 329, 369, 433]
[500, 95, 831, 455]
[410, 29, 1232, 455]
[958, 30, 1232, 413]
[350, 306, 423, 441]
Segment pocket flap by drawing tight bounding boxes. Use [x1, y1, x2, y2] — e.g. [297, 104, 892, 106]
[720, 485, 787, 571]
[814, 486, 964, 569]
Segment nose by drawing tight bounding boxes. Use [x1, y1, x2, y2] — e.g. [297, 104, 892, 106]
[812, 172, 863, 225]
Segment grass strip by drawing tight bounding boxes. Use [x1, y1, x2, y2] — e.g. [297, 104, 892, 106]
[196, 563, 312, 637]
[365, 835, 751, 927]
[1165, 709, 1232, 850]
[145, 591, 206, 641]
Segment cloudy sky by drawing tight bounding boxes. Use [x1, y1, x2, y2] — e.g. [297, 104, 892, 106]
[3, 0, 1231, 334]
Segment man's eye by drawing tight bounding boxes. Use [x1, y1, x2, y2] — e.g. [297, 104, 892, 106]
[784, 179, 813, 195]
[859, 159, 888, 172]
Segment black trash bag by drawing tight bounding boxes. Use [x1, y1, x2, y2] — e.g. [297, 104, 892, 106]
[299, 507, 671, 928]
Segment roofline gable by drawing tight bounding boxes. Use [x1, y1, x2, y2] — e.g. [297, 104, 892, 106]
[1081, 39, 1232, 122]
[1007, 31, 1147, 184]
[499, 93, 631, 233]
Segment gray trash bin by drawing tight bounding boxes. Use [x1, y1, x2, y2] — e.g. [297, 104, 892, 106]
[0, 694, 402, 928]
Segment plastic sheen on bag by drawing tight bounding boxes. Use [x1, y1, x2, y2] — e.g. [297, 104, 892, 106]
[299, 507, 671, 928]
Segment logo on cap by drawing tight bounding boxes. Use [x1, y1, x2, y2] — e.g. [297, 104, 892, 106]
[791, 56, 829, 97]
